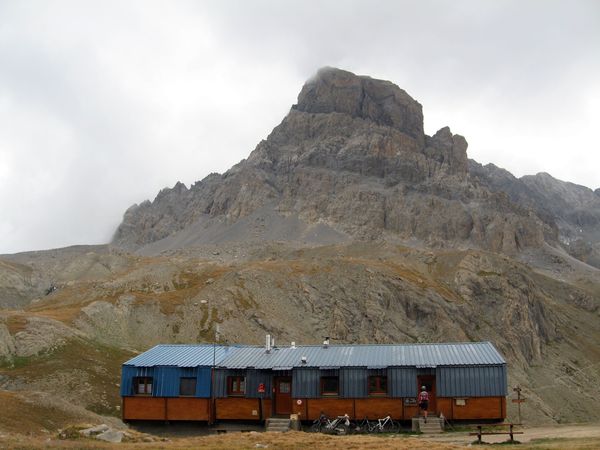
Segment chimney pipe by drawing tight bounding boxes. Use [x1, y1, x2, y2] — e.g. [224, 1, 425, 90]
[291, 341, 296, 349]
[265, 334, 271, 353]
[323, 336, 330, 348]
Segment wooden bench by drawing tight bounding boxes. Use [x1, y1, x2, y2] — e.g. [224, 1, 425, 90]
[469, 423, 523, 444]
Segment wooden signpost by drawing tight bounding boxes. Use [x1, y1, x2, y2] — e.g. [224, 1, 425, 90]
[512, 386, 526, 424]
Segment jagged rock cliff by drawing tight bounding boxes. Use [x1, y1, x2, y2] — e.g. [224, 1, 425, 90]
[113, 68, 549, 256]
[470, 162, 600, 267]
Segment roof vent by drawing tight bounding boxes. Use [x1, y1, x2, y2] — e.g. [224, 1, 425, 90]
[291, 341, 296, 349]
[323, 337, 330, 348]
[301, 356, 307, 364]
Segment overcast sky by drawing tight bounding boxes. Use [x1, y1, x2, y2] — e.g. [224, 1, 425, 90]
[1, 0, 599, 254]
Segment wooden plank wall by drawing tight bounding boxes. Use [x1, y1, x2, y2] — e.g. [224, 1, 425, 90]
[437, 397, 504, 420]
[292, 397, 505, 421]
[291, 398, 308, 420]
[123, 397, 166, 420]
[306, 398, 354, 420]
[355, 398, 403, 420]
[215, 398, 272, 420]
[123, 396, 506, 421]
[167, 398, 210, 421]
[123, 397, 210, 421]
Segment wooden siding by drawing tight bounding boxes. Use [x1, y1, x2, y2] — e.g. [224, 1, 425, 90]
[123, 397, 166, 420]
[123, 397, 212, 421]
[123, 395, 506, 422]
[166, 398, 210, 421]
[306, 398, 354, 420]
[355, 398, 403, 420]
[215, 398, 272, 420]
[446, 396, 505, 420]
[436, 397, 453, 419]
[291, 398, 308, 420]
[403, 403, 419, 419]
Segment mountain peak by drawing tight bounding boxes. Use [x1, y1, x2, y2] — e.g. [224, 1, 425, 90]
[293, 67, 425, 146]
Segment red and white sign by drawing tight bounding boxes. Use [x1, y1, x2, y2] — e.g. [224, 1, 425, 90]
[258, 383, 266, 393]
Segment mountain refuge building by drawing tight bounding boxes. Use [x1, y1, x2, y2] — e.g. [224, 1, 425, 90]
[120, 341, 507, 423]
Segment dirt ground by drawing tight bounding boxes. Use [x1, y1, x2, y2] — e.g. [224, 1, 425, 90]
[427, 422, 600, 446]
[1, 423, 600, 449]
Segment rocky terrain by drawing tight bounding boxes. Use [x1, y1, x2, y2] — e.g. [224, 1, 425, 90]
[0, 68, 599, 435]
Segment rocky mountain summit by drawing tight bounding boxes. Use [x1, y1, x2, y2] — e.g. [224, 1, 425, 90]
[113, 67, 555, 257]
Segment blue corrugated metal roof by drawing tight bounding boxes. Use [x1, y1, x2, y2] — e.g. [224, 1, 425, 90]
[123, 344, 236, 367]
[218, 342, 505, 369]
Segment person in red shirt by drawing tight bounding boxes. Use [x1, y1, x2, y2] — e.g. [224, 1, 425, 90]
[418, 386, 429, 422]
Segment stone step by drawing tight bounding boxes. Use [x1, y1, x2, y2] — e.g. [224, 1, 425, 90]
[416, 417, 443, 434]
[265, 418, 291, 432]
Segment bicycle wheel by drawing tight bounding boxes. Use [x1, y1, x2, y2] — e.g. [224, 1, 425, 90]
[370, 422, 383, 433]
[382, 419, 400, 433]
[347, 421, 361, 434]
[352, 420, 366, 434]
[332, 423, 347, 435]
[309, 422, 322, 433]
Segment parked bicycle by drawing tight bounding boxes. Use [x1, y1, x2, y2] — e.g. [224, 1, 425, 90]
[367, 415, 399, 433]
[351, 416, 371, 434]
[309, 413, 350, 435]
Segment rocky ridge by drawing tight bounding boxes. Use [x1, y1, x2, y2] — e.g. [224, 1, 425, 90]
[470, 162, 600, 267]
[113, 67, 551, 257]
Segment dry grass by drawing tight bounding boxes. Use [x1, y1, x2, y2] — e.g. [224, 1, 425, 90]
[2, 431, 600, 450]
[0, 338, 135, 419]
[0, 431, 461, 449]
[0, 391, 87, 435]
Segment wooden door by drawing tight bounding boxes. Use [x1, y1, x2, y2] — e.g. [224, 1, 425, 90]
[417, 375, 436, 413]
[274, 377, 292, 415]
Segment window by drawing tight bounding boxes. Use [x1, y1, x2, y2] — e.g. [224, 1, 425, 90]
[179, 377, 196, 396]
[227, 376, 246, 396]
[321, 376, 339, 396]
[133, 377, 153, 395]
[368, 376, 387, 395]
[279, 381, 290, 394]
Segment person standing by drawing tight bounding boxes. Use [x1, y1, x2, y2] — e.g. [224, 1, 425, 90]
[418, 385, 429, 422]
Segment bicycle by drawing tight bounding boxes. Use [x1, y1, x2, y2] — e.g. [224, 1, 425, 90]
[310, 413, 350, 435]
[309, 413, 328, 433]
[351, 417, 371, 434]
[368, 415, 399, 433]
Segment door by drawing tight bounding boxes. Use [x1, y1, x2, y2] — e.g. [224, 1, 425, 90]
[417, 375, 436, 413]
[274, 377, 292, 415]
